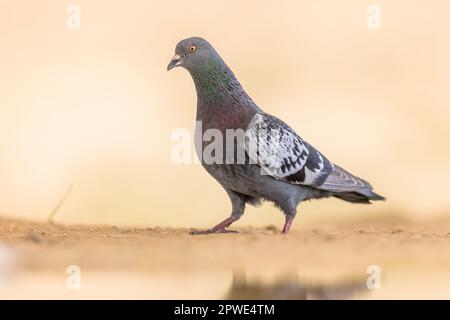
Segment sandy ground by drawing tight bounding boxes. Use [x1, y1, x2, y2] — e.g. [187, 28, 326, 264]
[1, 215, 450, 299]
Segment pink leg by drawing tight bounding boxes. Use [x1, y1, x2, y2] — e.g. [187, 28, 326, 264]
[190, 216, 240, 235]
[281, 215, 295, 234]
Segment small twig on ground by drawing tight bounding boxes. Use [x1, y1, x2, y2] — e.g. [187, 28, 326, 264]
[47, 182, 75, 223]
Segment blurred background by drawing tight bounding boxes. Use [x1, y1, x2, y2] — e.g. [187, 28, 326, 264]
[1, 0, 449, 229]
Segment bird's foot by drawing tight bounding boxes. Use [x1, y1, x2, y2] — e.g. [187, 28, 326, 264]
[190, 216, 240, 235]
[190, 228, 238, 235]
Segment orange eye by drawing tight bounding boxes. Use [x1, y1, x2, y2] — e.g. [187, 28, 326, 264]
[188, 45, 197, 53]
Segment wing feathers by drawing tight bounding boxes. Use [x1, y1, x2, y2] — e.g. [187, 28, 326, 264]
[245, 113, 333, 187]
[244, 112, 384, 201]
[321, 165, 371, 191]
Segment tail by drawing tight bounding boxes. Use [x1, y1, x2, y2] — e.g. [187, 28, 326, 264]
[332, 189, 385, 204]
[319, 165, 385, 204]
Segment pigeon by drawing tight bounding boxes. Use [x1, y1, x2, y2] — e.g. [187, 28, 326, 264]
[167, 37, 384, 234]
[225, 270, 367, 300]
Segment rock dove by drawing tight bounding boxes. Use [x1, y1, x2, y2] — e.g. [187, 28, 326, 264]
[167, 37, 384, 234]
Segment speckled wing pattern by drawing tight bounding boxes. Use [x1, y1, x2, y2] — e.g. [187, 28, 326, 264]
[245, 112, 371, 191]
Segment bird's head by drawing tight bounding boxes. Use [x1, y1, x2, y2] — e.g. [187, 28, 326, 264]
[167, 37, 217, 72]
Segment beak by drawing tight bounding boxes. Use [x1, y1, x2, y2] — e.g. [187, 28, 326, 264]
[167, 54, 183, 71]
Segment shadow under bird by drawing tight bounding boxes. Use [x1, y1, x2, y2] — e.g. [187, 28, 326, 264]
[167, 37, 385, 234]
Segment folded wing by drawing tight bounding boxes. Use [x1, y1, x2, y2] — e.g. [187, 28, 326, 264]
[245, 113, 375, 195]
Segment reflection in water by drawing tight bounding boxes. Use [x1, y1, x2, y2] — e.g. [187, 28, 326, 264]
[225, 270, 368, 300]
[1, 268, 370, 299]
[0, 244, 16, 296]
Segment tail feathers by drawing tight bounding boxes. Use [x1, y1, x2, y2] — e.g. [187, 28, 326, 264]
[333, 189, 386, 204]
[366, 191, 386, 201]
[322, 165, 385, 204]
